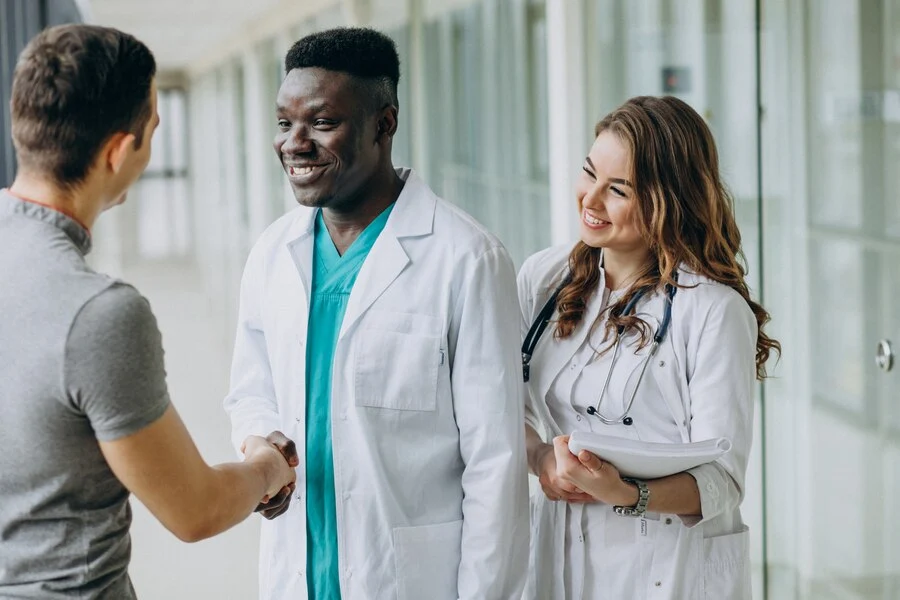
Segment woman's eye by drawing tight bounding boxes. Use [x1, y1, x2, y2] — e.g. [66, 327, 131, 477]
[582, 166, 595, 179]
[611, 186, 626, 197]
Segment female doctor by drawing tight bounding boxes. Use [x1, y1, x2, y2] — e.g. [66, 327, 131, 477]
[518, 96, 780, 600]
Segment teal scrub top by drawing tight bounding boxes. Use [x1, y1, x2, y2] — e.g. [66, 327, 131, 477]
[305, 204, 394, 600]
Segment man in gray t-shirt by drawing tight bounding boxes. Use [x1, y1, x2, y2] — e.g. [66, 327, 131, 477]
[0, 25, 297, 599]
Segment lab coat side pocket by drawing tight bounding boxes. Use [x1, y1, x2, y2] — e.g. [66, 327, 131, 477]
[355, 323, 440, 411]
[702, 525, 751, 600]
[393, 519, 462, 600]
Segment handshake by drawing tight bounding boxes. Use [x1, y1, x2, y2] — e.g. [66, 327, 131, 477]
[241, 431, 301, 520]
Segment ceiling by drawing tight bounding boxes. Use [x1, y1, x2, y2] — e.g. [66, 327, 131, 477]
[87, 0, 286, 71]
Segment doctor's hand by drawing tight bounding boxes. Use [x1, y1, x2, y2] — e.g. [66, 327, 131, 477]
[553, 436, 635, 506]
[242, 431, 300, 520]
[533, 442, 596, 503]
[241, 434, 297, 509]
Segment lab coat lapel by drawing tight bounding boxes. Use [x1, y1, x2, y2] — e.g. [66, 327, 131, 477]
[338, 233, 410, 340]
[338, 169, 435, 341]
[285, 207, 316, 306]
[533, 269, 609, 436]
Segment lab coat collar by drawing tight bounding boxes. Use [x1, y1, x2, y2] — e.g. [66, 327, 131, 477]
[282, 167, 434, 306]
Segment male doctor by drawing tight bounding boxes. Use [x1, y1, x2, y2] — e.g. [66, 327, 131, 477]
[224, 28, 528, 600]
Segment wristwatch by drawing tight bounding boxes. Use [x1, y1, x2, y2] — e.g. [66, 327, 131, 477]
[613, 477, 650, 517]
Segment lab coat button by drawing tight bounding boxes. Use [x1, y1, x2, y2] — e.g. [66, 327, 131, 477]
[655, 581, 662, 587]
[665, 518, 672, 525]
[295, 417, 301, 423]
[658, 360, 665, 367]
[576, 415, 582, 422]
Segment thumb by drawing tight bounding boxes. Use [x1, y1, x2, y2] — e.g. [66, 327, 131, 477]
[578, 450, 604, 473]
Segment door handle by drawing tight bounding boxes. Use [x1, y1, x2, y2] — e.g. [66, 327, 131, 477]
[876, 339, 894, 372]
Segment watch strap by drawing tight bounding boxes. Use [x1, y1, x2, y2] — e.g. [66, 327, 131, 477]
[613, 477, 650, 517]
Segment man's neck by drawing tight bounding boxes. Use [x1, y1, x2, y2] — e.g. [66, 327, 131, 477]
[9, 173, 101, 231]
[321, 169, 404, 255]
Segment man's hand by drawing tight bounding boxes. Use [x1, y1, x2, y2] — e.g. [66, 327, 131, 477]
[244, 431, 299, 520]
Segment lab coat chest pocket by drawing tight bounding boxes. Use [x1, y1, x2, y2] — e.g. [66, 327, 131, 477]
[355, 309, 442, 411]
[701, 526, 751, 599]
[393, 519, 462, 600]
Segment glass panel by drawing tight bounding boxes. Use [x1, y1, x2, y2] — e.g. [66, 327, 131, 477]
[762, 0, 900, 597]
[421, 0, 550, 266]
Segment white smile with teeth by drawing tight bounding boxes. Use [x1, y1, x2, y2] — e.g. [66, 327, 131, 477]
[289, 166, 317, 176]
[583, 210, 609, 226]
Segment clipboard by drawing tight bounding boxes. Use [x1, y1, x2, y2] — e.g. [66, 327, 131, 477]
[567, 431, 732, 479]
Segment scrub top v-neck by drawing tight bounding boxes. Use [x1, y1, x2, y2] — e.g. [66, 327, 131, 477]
[305, 204, 394, 600]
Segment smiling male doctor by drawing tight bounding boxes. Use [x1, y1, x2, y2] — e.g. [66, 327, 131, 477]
[223, 28, 528, 600]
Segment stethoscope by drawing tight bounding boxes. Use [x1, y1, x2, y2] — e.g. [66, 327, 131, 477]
[521, 273, 678, 426]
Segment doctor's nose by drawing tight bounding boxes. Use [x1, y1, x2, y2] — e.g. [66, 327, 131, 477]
[578, 182, 606, 210]
[280, 129, 316, 156]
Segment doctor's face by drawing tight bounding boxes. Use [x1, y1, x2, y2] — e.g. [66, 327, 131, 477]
[575, 131, 646, 254]
[274, 67, 382, 210]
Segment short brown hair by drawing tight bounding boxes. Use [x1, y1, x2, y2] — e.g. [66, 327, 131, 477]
[11, 25, 156, 188]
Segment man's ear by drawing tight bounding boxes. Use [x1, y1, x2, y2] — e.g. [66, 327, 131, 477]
[104, 132, 137, 174]
[376, 105, 399, 141]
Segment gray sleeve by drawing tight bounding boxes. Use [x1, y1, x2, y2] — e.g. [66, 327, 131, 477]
[64, 283, 171, 441]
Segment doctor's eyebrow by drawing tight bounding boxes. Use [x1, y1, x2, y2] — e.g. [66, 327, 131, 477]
[584, 157, 633, 187]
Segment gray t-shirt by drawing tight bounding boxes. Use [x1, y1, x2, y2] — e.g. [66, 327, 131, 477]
[0, 191, 170, 599]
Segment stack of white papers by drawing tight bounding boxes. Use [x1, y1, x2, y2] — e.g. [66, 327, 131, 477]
[567, 431, 731, 479]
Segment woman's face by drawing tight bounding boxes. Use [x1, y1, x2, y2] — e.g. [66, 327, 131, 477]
[575, 130, 646, 253]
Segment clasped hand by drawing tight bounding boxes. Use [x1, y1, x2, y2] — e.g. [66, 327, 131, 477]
[241, 431, 300, 520]
[537, 435, 634, 506]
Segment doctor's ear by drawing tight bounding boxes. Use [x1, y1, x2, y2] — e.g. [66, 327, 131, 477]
[375, 106, 398, 141]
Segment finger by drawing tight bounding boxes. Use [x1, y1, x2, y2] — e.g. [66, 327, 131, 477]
[261, 496, 293, 519]
[577, 450, 604, 473]
[267, 431, 300, 467]
[552, 436, 578, 470]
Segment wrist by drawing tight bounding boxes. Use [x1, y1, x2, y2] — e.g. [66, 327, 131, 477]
[246, 447, 279, 490]
[616, 478, 641, 507]
[527, 442, 552, 476]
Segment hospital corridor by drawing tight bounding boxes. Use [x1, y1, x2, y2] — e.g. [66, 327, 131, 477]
[2, 0, 900, 598]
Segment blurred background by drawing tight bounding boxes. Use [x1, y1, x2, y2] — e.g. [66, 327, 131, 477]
[2, 0, 899, 598]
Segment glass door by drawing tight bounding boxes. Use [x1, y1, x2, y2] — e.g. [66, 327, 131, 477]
[761, 0, 900, 597]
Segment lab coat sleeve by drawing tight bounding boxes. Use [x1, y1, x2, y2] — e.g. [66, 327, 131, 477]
[516, 258, 542, 433]
[450, 245, 529, 600]
[223, 244, 280, 455]
[683, 289, 758, 527]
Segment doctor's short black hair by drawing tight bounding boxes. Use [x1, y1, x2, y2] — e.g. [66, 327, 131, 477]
[285, 27, 400, 110]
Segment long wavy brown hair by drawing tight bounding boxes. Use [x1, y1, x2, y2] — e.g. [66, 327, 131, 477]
[554, 96, 779, 379]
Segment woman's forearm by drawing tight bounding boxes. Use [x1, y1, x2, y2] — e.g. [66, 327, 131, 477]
[616, 472, 702, 517]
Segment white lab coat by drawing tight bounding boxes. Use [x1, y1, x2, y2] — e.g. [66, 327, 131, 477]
[518, 244, 757, 600]
[224, 169, 529, 600]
